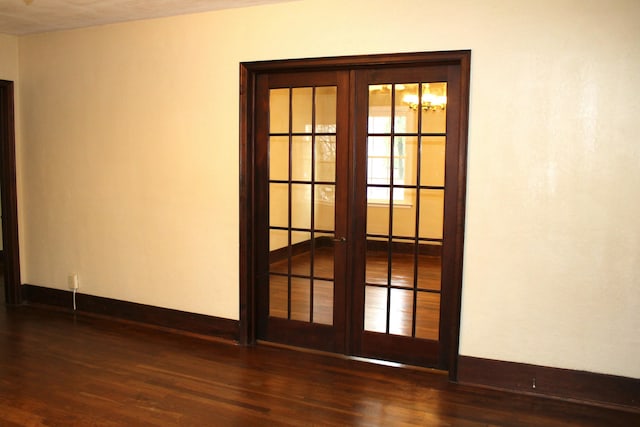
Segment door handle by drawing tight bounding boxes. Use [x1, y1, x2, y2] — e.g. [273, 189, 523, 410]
[332, 236, 346, 243]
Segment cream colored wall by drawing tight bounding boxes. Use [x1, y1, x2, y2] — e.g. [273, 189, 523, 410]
[0, 33, 18, 79]
[16, 0, 640, 378]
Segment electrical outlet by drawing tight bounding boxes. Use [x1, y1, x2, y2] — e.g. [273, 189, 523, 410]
[68, 273, 79, 290]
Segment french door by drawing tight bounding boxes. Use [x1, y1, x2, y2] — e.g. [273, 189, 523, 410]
[352, 66, 461, 368]
[241, 51, 470, 374]
[254, 70, 350, 353]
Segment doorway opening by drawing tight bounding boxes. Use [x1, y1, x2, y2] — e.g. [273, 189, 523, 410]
[0, 80, 22, 305]
[239, 51, 470, 379]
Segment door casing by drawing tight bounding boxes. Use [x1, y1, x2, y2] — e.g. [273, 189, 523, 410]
[0, 80, 21, 305]
[239, 51, 470, 380]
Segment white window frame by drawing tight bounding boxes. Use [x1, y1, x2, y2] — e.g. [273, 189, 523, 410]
[367, 106, 413, 206]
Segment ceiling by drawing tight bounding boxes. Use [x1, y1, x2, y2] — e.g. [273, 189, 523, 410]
[0, 0, 295, 35]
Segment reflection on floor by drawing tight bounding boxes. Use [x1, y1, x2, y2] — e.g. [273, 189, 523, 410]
[3, 306, 635, 427]
[269, 246, 441, 340]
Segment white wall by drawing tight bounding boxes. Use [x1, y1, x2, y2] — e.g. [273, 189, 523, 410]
[15, 0, 640, 378]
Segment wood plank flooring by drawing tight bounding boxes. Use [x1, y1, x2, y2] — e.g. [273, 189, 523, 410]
[0, 305, 638, 426]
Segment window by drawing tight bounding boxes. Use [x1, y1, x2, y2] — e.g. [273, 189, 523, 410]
[367, 109, 410, 204]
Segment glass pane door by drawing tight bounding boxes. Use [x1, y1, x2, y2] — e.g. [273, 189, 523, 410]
[256, 70, 349, 353]
[364, 82, 446, 339]
[354, 65, 457, 369]
[268, 86, 337, 326]
[251, 58, 467, 371]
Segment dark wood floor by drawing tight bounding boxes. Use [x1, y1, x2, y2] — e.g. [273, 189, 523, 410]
[0, 305, 637, 426]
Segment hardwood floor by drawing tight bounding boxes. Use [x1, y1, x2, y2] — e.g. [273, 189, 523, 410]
[1, 305, 637, 426]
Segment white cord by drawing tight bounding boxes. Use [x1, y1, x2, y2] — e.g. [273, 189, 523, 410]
[73, 288, 77, 311]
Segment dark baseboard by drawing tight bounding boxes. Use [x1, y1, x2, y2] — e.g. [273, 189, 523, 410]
[269, 236, 334, 263]
[366, 239, 442, 256]
[21, 284, 239, 342]
[270, 237, 442, 263]
[457, 355, 639, 413]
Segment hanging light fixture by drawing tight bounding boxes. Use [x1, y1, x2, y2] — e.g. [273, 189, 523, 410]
[402, 83, 447, 111]
[402, 92, 447, 111]
[370, 83, 447, 111]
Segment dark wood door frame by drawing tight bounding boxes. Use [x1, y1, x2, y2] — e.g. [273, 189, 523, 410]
[0, 80, 21, 305]
[239, 51, 471, 380]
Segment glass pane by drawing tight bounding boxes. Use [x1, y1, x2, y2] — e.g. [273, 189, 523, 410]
[313, 233, 334, 280]
[315, 185, 335, 231]
[417, 246, 441, 291]
[367, 137, 392, 194]
[315, 86, 337, 133]
[368, 85, 392, 133]
[367, 187, 390, 205]
[364, 286, 387, 333]
[269, 274, 288, 319]
[391, 241, 415, 289]
[392, 188, 416, 237]
[415, 291, 440, 340]
[393, 138, 405, 185]
[315, 135, 336, 182]
[366, 239, 388, 285]
[291, 277, 310, 322]
[292, 87, 313, 133]
[269, 183, 288, 228]
[291, 184, 311, 229]
[366, 203, 389, 235]
[269, 88, 289, 134]
[369, 136, 392, 156]
[421, 82, 447, 134]
[389, 288, 414, 336]
[418, 189, 444, 239]
[396, 83, 418, 133]
[269, 136, 289, 181]
[269, 229, 289, 274]
[402, 136, 418, 186]
[368, 160, 390, 186]
[420, 136, 446, 187]
[313, 280, 333, 325]
[269, 228, 289, 253]
[290, 231, 311, 276]
[291, 136, 312, 181]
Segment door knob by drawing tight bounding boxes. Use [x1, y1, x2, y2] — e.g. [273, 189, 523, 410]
[332, 236, 346, 243]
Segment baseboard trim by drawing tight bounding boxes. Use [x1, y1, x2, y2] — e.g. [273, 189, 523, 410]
[269, 236, 334, 263]
[457, 355, 639, 413]
[21, 284, 239, 342]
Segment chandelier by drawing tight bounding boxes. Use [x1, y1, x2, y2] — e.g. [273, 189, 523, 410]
[402, 92, 447, 111]
[369, 83, 447, 111]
